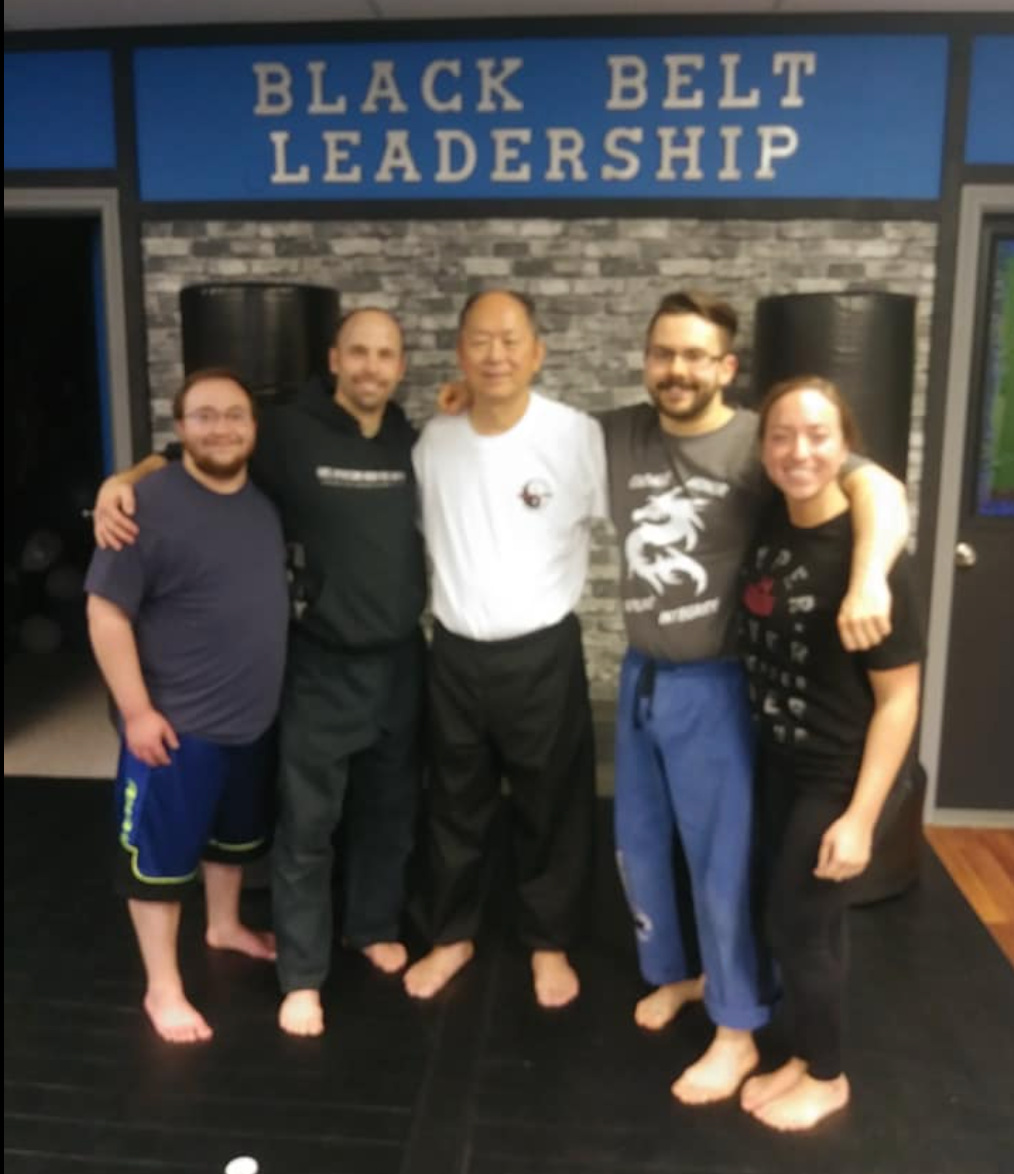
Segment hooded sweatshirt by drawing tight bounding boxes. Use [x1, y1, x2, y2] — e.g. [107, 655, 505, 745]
[251, 376, 425, 653]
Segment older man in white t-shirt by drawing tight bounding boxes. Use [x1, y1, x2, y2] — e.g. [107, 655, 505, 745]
[405, 289, 606, 1008]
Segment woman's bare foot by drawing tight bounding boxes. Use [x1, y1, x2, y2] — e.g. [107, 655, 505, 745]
[278, 989, 324, 1036]
[361, 942, 408, 974]
[404, 941, 475, 998]
[671, 1027, 758, 1105]
[741, 1058, 808, 1113]
[531, 950, 580, 1008]
[144, 989, 213, 1044]
[634, 976, 705, 1030]
[753, 1072, 850, 1131]
[205, 924, 277, 960]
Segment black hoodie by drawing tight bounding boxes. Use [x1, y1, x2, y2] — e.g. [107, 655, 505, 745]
[250, 376, 426, 653]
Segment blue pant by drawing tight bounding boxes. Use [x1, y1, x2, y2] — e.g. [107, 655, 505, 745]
[613, 652, 774, 1032]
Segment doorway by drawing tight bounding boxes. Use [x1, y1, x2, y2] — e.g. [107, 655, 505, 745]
[922, 184, 1014, 825]
[4, 190, 130, 779]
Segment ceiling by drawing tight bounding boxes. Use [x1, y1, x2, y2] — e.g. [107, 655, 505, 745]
[5, 0, 1011, 34]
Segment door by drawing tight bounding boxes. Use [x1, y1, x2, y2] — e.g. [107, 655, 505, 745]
[924, 185, 1014, 820]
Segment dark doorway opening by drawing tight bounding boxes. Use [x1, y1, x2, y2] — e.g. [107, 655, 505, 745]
[4, 215, 117, 779]
[5, 216, 106, 660]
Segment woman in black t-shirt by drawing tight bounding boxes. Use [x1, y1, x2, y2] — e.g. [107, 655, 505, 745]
[739, 376, 922, 1132]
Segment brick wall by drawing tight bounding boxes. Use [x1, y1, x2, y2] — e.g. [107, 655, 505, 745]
[141, 216, 936, 702]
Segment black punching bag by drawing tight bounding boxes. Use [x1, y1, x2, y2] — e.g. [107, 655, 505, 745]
[180, 283, 339, 401]
[751, 291, 916, 479]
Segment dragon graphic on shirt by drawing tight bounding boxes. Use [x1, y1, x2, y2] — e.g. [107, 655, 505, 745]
[625, 478, 718, 596]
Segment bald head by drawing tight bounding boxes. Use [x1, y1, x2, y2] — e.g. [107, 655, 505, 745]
[458, 289, 539, 336]
[329, 307, 407, 429]
[336, 306, 405, 354]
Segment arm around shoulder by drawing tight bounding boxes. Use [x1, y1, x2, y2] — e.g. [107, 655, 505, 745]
[93, 453, 168, 551]
[838, 462, 910, 652]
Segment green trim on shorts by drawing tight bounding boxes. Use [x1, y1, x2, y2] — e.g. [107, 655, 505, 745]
[206, 836, 268, 853]
[119, 778, 199, 885]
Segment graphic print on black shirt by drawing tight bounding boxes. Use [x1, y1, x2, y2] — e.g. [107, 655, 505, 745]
[740, 506, 922, 780]
[741, 537, 820, 753]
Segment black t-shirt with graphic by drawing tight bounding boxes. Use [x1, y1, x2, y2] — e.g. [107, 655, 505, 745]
[740, 501, 922, 784]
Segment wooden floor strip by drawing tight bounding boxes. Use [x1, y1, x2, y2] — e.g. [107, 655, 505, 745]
[924, 827, 1014, 967]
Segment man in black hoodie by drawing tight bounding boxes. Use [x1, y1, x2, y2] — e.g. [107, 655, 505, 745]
[93, 308, 426, 1038]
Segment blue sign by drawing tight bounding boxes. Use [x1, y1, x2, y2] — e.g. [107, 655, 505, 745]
[4, 51, 116, 171]
[134, 36, 947, 202]
[966, 37, 1014, 165]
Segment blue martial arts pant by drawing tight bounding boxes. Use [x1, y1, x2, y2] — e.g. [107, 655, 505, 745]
[613, 651, 775, 1032]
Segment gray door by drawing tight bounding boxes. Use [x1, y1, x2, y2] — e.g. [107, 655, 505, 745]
[927, 187, 1014, 818]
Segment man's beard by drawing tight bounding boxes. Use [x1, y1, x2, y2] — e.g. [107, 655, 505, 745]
[650, 377, 720, 423]
[187, 447, 250, 480]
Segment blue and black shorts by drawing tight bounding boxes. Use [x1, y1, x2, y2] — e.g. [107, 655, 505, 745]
[114, 730, 275, 900]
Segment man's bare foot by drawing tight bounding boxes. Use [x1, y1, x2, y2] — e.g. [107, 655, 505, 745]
[403, 941, 475, 999]
[753, 1072, 850, 1131]
[361, 941, 408, 974]
[634, 976, 705, 1031]
[531, 950, 580, 1009]
[741, 1058, 808, 1113]
[671, 1027, 759, 1105]
[205, 924, 277, 960]
[143, 989, 213, 1044]
[278, 989, 324, 1037]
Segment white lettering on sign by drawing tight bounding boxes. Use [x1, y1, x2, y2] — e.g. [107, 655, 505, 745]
[252, 47, 818, 189]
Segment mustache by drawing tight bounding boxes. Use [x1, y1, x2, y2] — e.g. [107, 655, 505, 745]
[654, 377, 700, 393]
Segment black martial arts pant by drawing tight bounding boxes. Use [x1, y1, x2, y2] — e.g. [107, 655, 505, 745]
[419, 613, 596, 950]
[273, 630, 423, 993]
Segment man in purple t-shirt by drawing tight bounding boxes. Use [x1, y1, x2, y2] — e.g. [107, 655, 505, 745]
[86, 369, 288, 1044]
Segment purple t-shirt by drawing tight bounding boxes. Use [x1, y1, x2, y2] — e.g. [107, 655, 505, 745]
[85, 462, 289, 744]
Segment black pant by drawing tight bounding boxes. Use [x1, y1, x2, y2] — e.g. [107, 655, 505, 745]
[272, 632, 422, 992]
[420, 614, 596, 950]
[761, 754, 853, 1080]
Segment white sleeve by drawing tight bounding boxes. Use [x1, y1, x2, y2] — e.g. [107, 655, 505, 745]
[584, 415, 609, 521]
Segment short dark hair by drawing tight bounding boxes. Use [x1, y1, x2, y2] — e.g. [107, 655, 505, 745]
[172, 367, 255, 421]
[458, 289, 540, 335]
[757, 374, 863, 450]
[645, 291, 738, 351]
[334, 306, 405, 352]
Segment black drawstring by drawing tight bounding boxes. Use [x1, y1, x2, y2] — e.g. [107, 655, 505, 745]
[633, 659, 657, 727]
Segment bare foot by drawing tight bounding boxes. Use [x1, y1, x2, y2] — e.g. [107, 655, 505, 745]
[634, 976, 705, 1031]
[361, 941, 408, 974]
[671, 1027, 759, 1105]
[278, 989, 324, 1037]
[741, 1058, 808, 1113]
[531, 950, 580, 1008]
[753, 1072, 851, 1132]
[205, 924, 277, 961]
[403, 942, 475, 999]
[143, 989, 213, 1044]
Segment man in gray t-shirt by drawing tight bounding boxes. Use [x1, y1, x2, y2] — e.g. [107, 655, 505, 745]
[601, 291, 908, 1108]
[86, 369, 288, 1045]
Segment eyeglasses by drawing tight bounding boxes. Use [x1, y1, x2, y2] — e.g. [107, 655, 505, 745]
[182, 407, 253, 427]
[646, 346, 727, 369]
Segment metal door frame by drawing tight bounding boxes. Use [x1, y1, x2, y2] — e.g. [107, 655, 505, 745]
[921, 183, 1014, 827]
[4, 187, 133, 472]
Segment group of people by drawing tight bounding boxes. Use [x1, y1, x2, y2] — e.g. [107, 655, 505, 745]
[86, 287, 920, 1133]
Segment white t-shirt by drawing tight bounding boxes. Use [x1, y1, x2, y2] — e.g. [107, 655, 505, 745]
[414, 392, 608, 641]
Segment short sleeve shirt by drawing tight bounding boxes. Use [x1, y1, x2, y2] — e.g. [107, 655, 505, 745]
[601, 404, 772, 662]
[85, 463, 289, 744]
[740, 503, 922, 781]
